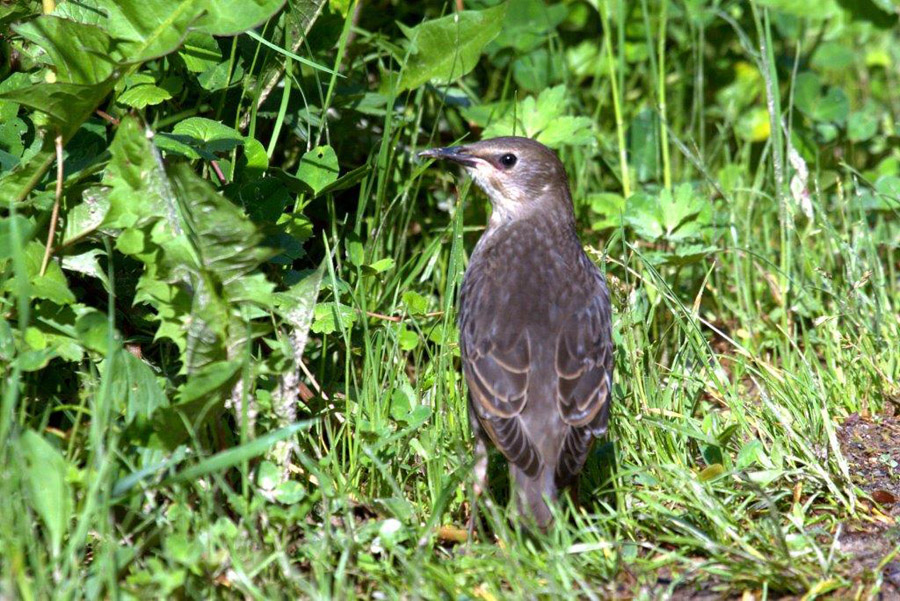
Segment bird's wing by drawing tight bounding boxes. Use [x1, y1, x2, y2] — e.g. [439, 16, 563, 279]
[554, 283, 613, 484]
[461, 315, 541, 477]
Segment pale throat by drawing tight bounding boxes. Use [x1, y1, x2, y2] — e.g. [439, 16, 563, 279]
[466, 162, 529, 234]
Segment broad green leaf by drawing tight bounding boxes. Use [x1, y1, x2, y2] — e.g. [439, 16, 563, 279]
[479, 86, 593, 148]
[197, 60, 244, 92]
[15, 16, 115, 84]
[397, 325, 419, 351]
[698, 463, 725, 482]
[396, 3, 507, 92]
[856, 175, 900, 212]
[847, 103, 880, 142]
[19, 430, 73, 558]
[537, 116, 595, 148]
[624, 192, 665, 241]
[0, 215, 36, 259]
[224, 272, 276, 307]
[401, 291, 428, 315]
[62, 187, 110, 245]
[489, 0, 567, 54]
[75, 309, 114, 353]
[0, 80, 116, 131]
[0, 118, 28, 171]
[117, 83, 172, 109]
[794, 72, 849, 125]
[660, 184, 706, 241]
[365, 257, 395, 274]
[179, 32, 223, 73]
[14, 241, 77, 305]
[240, 137, 269, 180]
[311, 302, 357, 334]
[102, 116, 175, 229]
[168, 163, 272, 284]
[61, 248, 108, 288]
[94, 0, 207, 62]
[170, 117, 244, 159]
[179, 360, 241, 405]
[754, 0, 837, 19]
[811, 41, 856, 71]
[275, 262, 324, 349]
[274, 480, 306, 504]
[296, 145, 339, 196]
[194, 0, 287, 36]
[588, 192, 626, 231]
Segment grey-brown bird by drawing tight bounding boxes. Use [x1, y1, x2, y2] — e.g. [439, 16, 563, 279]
[419, 136, 614, 530]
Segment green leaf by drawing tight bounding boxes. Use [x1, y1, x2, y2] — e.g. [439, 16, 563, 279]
[170, 117, 244, 159]
[194, 0, 287, 36]
[14, 16, 115, 84]
[311, 302, 357, 334]
[16, 241, 77, 305]
[401, 291, 428, 315]
[179, 360, 241, 405]
[847, 103, 880, 142]
[489, 0, 567, 54]
[109, 348, 168, 425]
[62, 187, 110, 245]
[793, 72, 849, 125]
[274, 480, 306, 504]
[396, 3, 507, 92]
[19, 430, 73, 557]
[0, 215, 36, 259]
[117, 83, 172, 109]
[588, 192, 626, 231]
[397, 325, 419, 351]
[623, 192, 664, 241]
[179, 32, 223, 73]
[365, 257, 395, 274]
[537, 116, 594, 148]
[102, 116, 176, 229]
[240, 137, 269, 180]
[698, 463, 725, 482]
[75, 309, 115, 353]
[735, 107, 771, 142]
[660, 184, 706, 241]
[93, 0, 208, 62]
[754, 0, 837, 19]
[855, 175, 900, 212]
[479, 86, 593, 148]
[0, 79, 116, 131]
[296, 145, 339, 196]
[197, 60, 244, 92]
[168, 163, 272, 285]
[0, 117, 28, 171]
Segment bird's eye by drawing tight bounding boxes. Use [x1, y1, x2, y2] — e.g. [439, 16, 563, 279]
[498, 153, 517, 169]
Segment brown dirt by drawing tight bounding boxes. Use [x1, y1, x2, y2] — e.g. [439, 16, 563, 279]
[835, 406, 900, 598]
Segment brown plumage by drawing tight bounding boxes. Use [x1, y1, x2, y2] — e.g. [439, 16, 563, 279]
[419, 137, 614, 530]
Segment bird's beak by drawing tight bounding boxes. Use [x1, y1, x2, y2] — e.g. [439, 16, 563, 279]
[417, 145, 480, 168]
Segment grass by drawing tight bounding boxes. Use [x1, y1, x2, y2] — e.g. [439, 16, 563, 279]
[2, 1, 899, 598]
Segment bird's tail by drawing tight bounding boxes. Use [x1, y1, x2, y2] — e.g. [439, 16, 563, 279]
[512, 466, 558, 530]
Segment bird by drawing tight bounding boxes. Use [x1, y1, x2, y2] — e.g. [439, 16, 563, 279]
[418, 136, 614, 531]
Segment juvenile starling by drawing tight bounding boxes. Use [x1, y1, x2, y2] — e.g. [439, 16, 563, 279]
[419, 137, 614, 530]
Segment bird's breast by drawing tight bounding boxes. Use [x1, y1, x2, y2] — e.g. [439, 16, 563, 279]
[462, 226, 590, 332]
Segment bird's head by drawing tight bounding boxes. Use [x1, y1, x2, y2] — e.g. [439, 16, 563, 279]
[419, 136, 572, 225]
